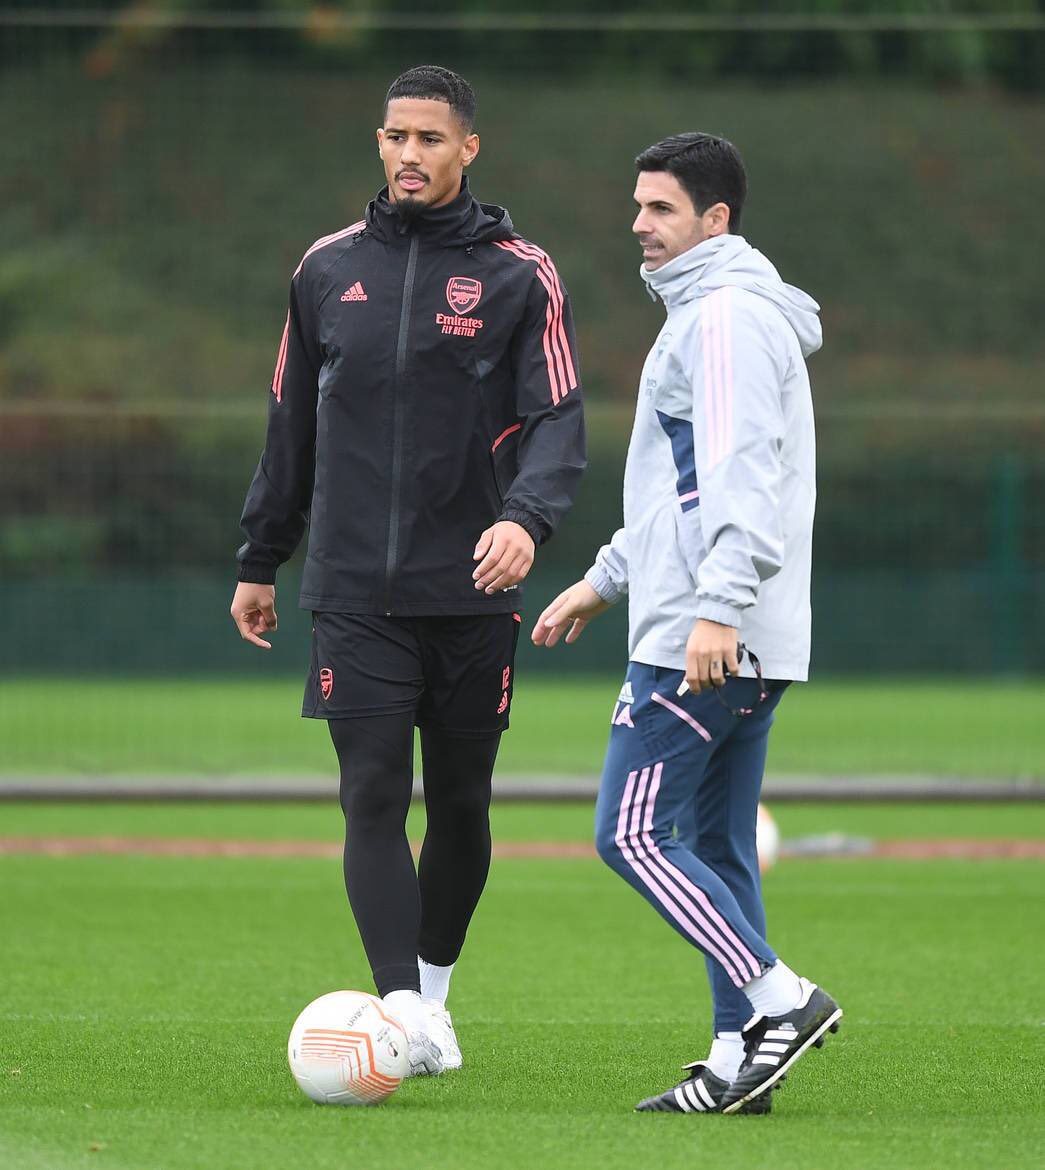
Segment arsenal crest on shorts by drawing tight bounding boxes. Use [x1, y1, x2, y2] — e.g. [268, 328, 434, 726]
[319, 667, 334, 701]
[446, 277, 482, 316]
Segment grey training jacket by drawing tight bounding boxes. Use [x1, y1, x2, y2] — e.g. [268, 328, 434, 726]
[585, 234, 821, 681]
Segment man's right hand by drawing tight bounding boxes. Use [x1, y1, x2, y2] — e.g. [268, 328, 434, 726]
[230, 582, 277, 650]
[531, 579, 611, 648]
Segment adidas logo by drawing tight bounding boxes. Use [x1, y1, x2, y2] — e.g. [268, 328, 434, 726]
[618, 681, 634, 704]
[340, 281, 367, 302]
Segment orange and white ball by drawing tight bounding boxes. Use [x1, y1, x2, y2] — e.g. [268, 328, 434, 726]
[756, 803, 781, 873]
[288, 990, 409, 1105]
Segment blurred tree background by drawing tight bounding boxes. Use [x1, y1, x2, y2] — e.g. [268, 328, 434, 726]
[1, 1, 1043, 676]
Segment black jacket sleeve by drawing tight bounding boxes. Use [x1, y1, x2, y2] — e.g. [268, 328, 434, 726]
[236, 272, 321, 583]
[498, 265, 587, 545]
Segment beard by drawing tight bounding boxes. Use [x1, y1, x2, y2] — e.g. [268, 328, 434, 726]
[393, 194, 428, 224]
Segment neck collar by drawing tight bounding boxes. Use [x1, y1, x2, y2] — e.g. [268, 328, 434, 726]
[369, 175, 478, 243]
[641, 234, 749, 308]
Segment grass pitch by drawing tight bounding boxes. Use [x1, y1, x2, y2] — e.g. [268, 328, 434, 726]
[2, 675, 1044, 778]
[2, 801, 1043, 1170]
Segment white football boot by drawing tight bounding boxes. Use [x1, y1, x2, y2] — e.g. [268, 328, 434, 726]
[422, 998, 463, 1070]
[382, 990, 445, 1076]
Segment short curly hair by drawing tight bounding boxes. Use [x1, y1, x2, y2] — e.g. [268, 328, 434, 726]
[384, 65, 477, 132]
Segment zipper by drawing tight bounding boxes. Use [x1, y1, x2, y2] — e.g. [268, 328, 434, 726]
[383, 232, 420, 613]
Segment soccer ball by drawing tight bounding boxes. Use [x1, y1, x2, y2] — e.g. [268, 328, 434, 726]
[287, 990, 410, 1106]
[756, 803, 781, 873]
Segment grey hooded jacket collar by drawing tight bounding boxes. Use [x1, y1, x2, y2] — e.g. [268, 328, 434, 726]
[641, 234, 823, 358]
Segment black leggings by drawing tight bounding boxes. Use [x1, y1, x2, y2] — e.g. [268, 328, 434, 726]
[329, 713, 499, 996]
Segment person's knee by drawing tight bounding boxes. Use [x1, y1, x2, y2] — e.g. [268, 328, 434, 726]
[421, 733, 495, 815]
[426, 778, 491, 820]
[698, 827, 756, 865]
[340, 777, 407, 831]
[698, 833, 761, 906]
[696, 829, 730, 864]
[338, 742, 410, 827]
[331, 716, 413, 824]
[595, 808, 636, 873]
[425, 791, 490, 848]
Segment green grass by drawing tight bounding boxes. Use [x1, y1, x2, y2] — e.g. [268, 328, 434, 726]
[1, 676, 1044, 779]
[2, 800, 1044, 844]
[2, 798, 1042, 1169]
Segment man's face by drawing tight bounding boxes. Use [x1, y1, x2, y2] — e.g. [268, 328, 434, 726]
[632, 170, 728, 270]
[377, 98, 479, 210]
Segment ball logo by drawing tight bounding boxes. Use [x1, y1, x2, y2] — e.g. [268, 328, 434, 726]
[319, 667, 334, 701]
[446, 277, 482, 315]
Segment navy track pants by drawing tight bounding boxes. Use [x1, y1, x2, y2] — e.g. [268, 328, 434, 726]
[594, 662, 788, 1033]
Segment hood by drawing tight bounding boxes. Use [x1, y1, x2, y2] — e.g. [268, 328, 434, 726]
[641, 234, 822, 357]
[366, 175, 515, 247]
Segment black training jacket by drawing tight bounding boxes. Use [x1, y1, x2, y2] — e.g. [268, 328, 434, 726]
[236, 178, 586, 615]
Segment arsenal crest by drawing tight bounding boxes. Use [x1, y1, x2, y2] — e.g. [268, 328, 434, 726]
[319, 667, 334, 701]
[446, 277, 482, 316]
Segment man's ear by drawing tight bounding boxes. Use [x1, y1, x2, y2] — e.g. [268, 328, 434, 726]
[462, 132, 480, 168]
[704, 201, 731, 237]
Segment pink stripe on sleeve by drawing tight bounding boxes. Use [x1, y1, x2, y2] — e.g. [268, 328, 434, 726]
[491, 422, 523, 452]
[531, 263, 569, 401]
[293, 220, 366, 277]
[494, 238, 578, 403]
[271, 312, 290, 403]
[713, 290, 727, 467]
[526, 247, 577, 391]
[272, 220, 366, 403]
[702, 294, 716, 468]
[499, 240, 566, 402]
[495, 241, 562, 403]
[530, 252, 577, 392]
[722, 287, 734, 460]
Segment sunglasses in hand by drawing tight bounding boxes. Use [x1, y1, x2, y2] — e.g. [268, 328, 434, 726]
[676, 643, 769, 717]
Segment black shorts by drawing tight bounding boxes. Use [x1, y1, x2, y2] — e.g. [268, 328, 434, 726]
[303, 612, 522, 737]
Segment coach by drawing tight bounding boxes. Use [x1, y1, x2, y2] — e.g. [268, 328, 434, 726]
[533, 132, 840, 1115]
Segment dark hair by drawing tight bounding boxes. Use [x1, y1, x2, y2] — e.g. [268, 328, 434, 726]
[384, 65, 477, 132]
[635, 133, 747, 231]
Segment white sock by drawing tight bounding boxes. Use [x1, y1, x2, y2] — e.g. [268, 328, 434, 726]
[705, 1032, 745, 1082]
[742, 961, 803, 1018]
[418, 957, 455, 1006]
[382, 989, 426, 1033]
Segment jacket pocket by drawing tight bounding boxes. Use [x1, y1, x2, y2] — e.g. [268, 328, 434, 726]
[672, 503, 707, 591]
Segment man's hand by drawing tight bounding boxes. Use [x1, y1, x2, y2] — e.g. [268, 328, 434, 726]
[473, 521, 535, 594]
[532, 580, 611, 648]
[230, 582, 277, 650]
[683, 618, 739, 694]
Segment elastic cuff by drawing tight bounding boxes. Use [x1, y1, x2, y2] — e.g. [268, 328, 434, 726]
[373, 962, 422, 998]
[497, 508, 547, 546]
[237, 562, 277, 585]
[584, 564, 623, 605]
[694, 599, 742, 627]
[416, 720, 506, 741]
[418, 933, 464, 968]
